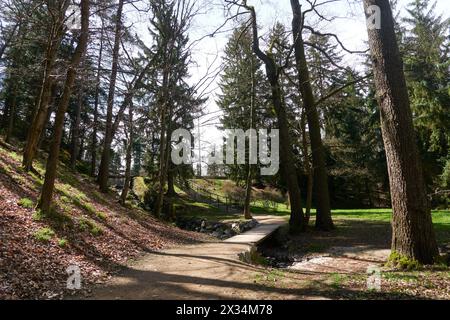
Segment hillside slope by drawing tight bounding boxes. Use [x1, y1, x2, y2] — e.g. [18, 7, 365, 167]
[0, 142, 208, 299]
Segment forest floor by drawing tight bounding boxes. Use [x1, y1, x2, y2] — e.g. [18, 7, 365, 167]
[0, 141, 210, 299]
[87, 214, 450, 300]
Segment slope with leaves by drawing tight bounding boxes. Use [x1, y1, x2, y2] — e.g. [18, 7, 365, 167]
[0, 141, 208, 299]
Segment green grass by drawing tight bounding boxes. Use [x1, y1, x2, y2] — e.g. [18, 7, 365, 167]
[383, 272, 419, 282]
[18, 197, 34, 209]
[33, 227, 55, 242]
[78, 217, 103, 236]
[329, 273, 345, 289]
[58, 238, 68, 248]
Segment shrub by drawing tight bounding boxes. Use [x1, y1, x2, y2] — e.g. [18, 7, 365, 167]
[223, 181, 245, 205]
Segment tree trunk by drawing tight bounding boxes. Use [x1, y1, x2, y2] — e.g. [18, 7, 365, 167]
[38, 84, 58, 151]
[70, 62, 85, 170]
[244, 3, 306, 232]
[97, 0, 124, 192]
[120, 105, 133, 205]
[300, 109, 313, 225]
[290, 0, 333, 231]
[243, 57, 256, 220]
[22, 2, 69, 171]
[91, 20, 104, 177]
[364, 0, 439, 264]
[38, 0, 90, 213]
[153, 61, 171, 218]
[166, 163, 176, 197]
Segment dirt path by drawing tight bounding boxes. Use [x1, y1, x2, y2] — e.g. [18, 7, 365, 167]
[87, 215, 325, 300]
[85, 216, 393, 300]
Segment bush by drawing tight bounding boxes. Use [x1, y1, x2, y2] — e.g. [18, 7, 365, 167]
[252, 187, 286, 209]
[223, 181, 245, 205]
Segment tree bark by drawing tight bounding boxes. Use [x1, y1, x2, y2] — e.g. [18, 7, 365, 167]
[120, 105, 133, 205]
[97, 0, 124, 192]
[70, 57, 85, 170]
[300, 109, 313, 225]
[290, 0, 333, 231]
[166, 165, 176, 196]
[91, 20, 104, 177]
[153, 53, 172, 218]
[38, 0, 90, 213]
[243, 3, 306, 232]
[243, 56, 256, 220]
[22, 1, 70, 171]
[364, 0, 439, 264]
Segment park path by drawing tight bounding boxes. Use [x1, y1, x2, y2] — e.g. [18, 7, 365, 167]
[87, 215, 325, 300]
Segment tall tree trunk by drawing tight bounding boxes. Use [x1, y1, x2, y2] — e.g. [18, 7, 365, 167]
[38, 84, 58, 151]
[153, 60, 171, 218]
[120, 105, 133, 205]
[243, 57, 256, 220]
[300, 109, 313, 225]
[166, 160, 176, 197]
[91, 20, 104, 177]
[70, 58, 85, 170]
[243, 4, 306, 232]
[38, 0, 90, 213]
[97, 0, 124, 192]
[290, 0, 333, 231]
[364, 0, 439, 264]
[22, 1, 70, 171]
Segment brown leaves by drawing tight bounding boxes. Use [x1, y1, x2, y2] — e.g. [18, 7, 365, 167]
[0, 145, 207, 299]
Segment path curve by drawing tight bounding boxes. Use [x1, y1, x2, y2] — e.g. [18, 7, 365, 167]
[86, 215, 328, 300]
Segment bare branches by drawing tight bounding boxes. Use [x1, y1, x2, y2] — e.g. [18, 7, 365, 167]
[315, 73, 372, 106]
[302, 25, 369, 54]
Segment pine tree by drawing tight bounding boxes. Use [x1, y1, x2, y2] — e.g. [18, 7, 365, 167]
[402, 0, 449, 199]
